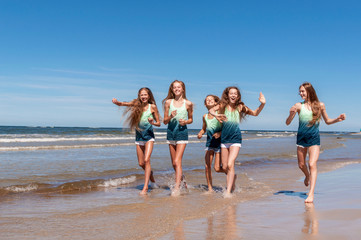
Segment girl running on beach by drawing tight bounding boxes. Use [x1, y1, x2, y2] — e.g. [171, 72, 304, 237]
[197, 95, 225, 193]
[163, 80, 194, 196]
[286, 82, 346, 203]
[209, 87, 266, 198]
[112, 87, 161, 195]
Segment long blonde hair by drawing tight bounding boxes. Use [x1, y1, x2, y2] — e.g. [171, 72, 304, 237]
[162, 80, 187, 106]
[124, 87, 156, 130]
[219, 86, 247, 121]
[300, 82, 321, 126]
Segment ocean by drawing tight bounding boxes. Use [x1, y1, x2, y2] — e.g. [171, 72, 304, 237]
[0, 126, 360, 239]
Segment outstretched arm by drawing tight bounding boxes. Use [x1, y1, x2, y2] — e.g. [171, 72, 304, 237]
[197, 115, 207, 139]
[112, 98, 133, 107]
[209, 104, 227, 123]
[286, 103, 300, 125]
[320, 103, 346, 125]
[245, 92, 266, 116]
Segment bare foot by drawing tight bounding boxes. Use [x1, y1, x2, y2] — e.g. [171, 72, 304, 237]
[305, 194, 314, 203]
[171, 189, 181, 197]
[231, 174, 237, 193]
[223, 191, 233, 198]
[140, 189, 148, 195]
[304, 176, 310, 187]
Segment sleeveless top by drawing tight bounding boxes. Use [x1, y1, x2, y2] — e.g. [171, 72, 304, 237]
[136, 104, 155, 142]
[297, 102, 320, 147]
[166, 99, 188, 141]
[205, 113, 222, 148]
[221, 106, 242, 144]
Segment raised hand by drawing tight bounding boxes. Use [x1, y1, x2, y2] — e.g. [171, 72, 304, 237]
[259, 92, 266, 104]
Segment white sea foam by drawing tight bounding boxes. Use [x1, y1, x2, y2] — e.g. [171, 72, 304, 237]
[0, 143, 134, 151]
[0, 136, 134, 143]
[256, 132, 296, 138]
[5, 184, 38, 193]
[98, 176, 137, 187]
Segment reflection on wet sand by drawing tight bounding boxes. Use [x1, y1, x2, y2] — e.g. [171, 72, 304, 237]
[174, 221, 185, 240]
[206, 204, 240, 240]
[302, 203, 319, 236]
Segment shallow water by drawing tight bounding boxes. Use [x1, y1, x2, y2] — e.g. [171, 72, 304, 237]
[0, 126, 360, 239]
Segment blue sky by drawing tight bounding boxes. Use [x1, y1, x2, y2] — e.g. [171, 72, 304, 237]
[0, 0, 360, 131]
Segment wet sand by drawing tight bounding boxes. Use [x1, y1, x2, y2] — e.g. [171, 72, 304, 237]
[1, 131, 360, 239]
[163, 163, 361, 240]
[1, 163, 360, 239]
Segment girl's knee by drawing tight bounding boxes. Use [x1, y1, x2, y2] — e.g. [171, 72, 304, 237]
[309, 161, 317, 170]
[298, 162, 306, 169]
[205, 163, 211, 170]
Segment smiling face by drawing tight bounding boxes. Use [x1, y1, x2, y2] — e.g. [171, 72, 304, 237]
[299, 86, 308, 101]
[228, 88, 239, 104]
[205, 96, 216, 109]
[172, 82, 184, 97]
[139, 89, 150, 103]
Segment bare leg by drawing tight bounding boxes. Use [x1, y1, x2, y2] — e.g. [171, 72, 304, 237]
[213, 152, 225, 173]
[136, 142, 154, 195]
[221, 148, 229, 174]
[305, 145, 320, 203]
[205, 150, 214, 192]
[169, 144, 187, 196]
[224, 146, 240, 196]
[297, 146, 310, 187]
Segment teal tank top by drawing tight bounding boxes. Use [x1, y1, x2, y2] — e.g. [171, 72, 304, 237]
[297, 102, 320, 147]
[136, 104, 155, 141]
[205, 113, 222, 148]
[221, 106, 242, 144]
[167, 99, 188, 141]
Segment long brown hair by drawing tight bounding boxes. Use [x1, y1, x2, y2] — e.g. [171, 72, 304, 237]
[162, 80, 187, 106]
[124, 87, 157, 130]
[300, 82, 321, 126]
[219, 86, 247, 121]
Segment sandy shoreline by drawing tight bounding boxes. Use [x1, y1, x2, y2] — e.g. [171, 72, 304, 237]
[162, 163, 361, 240]
[1, 162, 360, 239]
